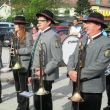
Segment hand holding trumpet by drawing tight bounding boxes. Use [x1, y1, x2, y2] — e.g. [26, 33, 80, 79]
[28, 68, 45, 84]
[10, 48, 18, 55]
[35, 68, 45, 77]
[68, 70, 77, 82]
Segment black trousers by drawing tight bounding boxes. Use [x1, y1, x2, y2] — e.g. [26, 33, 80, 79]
[33, 79, 53, 110]
[72, 92, 102, 110]
[0, 79, 1, 98]
[106, 75, 110, 105]
[13, 70, 29, 110]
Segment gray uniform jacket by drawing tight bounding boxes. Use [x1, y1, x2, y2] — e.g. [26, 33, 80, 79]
[31, 28, 62, 81]
[17, 32, 33, 73]
[67, 34, 110, 93]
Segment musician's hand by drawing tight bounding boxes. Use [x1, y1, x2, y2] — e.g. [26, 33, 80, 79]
[68, 70, 77, 82]
[35, 68, 45, 77]
[28, 77, 32, 84]
[9, 49, 18, 54]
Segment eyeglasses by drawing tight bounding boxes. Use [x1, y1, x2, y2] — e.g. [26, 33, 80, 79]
[37, 20, 47, 22]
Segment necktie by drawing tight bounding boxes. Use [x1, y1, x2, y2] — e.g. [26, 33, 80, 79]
[84, 42, 88, 51]
[84, 38, 91, 51]
[31, 33, 41, 69]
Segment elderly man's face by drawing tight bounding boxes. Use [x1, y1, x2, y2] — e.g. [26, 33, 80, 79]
[85, 22, 101, 37]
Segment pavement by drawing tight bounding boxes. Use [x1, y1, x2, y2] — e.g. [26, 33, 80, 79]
[0, 47, 108, 110]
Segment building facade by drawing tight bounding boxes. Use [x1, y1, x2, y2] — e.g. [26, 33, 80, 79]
[0, 2, 14, 21]
[54, 0, 110, 17]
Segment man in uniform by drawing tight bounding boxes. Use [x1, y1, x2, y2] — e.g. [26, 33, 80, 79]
[28, 10, 62, 110]
[0, 78, 2, 103]
[67, 12, 110, 110]
[0, 41, 2, 103]
[104, 63, 110, 110]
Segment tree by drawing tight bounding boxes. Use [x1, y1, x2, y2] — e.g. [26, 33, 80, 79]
[6, 0, 64, 25]
[1, 0, 68, 24]
[74, 0, 93, 17]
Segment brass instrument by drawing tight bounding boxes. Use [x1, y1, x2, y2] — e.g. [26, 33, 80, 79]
[35, 40, 49, 95]
[12, 37, 22, 70]
[31, 40, 49, 110]
[69, 41, 84, 109]
[10, 36, 22, 92]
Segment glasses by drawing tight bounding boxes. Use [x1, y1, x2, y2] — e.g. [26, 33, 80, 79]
[37, 20, 47, 22]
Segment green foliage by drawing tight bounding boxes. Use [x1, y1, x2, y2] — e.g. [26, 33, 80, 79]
[6, 16, 14, 22]
[105, 24, 110, 31]
[1, 0, 67, 25]
[74, 0, 93, 17]
[4, 0, 64, 25]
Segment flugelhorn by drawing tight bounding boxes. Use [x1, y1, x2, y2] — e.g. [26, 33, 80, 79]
[69, 41, 84, 103]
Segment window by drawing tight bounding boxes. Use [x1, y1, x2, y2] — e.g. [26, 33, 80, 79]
[108, 0, 110, 4]
[94, 0, 101, 4]
[65, 10, 70, 16]
[0, 24, 8, 27]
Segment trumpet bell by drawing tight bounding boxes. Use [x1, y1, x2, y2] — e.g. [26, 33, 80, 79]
[35, 87, 49, 95]
[12, 62, 22, 70]
[68, 92, 84, 102]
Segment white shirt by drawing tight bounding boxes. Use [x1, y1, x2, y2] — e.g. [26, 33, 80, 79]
[42, 27, 50, 33]
[87, 32, 102, 44]
[69, 25, 82, 38]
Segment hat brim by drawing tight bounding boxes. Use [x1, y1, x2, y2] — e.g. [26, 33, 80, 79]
[14, 20, 28, 24]
[36, 13, 55, 24]
[14, 22, 28, 24]
[83, 20, 107, 28]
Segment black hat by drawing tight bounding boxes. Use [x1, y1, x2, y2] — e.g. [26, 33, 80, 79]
[36, 10, 55, 24]
[83, 12, 107, 28]
[14, 16, 28, 24]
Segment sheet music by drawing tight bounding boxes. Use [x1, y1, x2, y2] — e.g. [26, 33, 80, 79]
[1, 67, 11, 72]
[19, 91, 34, 98]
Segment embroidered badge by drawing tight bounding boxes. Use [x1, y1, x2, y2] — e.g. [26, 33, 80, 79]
[55, 40, 60, 48]
[105, 49, 110, 57]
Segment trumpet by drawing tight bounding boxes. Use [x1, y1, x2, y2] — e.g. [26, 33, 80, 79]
[68, 41, 84, 109]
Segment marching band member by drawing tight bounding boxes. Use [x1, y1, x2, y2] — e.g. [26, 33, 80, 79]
[0, 77, 2, 103]
[0, 41, 3, 103]
[69, 18, 82, 38]
[67, 12, 110, 110]
[28, 10, 62, 110]
[11, 16, 33, 110]
[104, 63, 110, 110]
